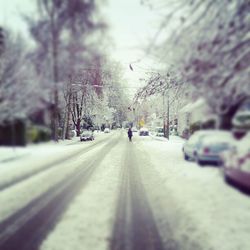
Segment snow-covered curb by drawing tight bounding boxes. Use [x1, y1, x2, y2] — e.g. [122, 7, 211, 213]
[0, 138, 78, 163]
[138, 138, 250, 250]
[0, 131, 108, 164]
[0, 132, 110, 189]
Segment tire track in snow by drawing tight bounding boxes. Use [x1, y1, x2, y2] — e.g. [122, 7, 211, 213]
[0, 133, 115, 192]
[110, 141, 165, 250]
[0, 134, 120, 250]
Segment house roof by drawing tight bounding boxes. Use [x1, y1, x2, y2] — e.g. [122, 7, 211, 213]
[179, 98, 206, 113]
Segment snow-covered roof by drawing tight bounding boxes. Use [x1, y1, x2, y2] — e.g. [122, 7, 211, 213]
[202, 132, 234, 145]
[140, 127, 149, 131]
[179, 98, 206, 113]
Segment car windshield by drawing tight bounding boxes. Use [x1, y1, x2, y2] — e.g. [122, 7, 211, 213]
[202, 133, 233, 144]
[188, 130, 230, 143]
[82, 131, 92, 136]
[188, 133, 205, 143]
[156, 128, 164, 133]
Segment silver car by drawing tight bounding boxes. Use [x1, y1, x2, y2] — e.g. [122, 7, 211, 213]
[80, 131, 94, 141]
[195, 132, 234, 166]
[183, 130, 234, 166]
[183, 130, 214, 160]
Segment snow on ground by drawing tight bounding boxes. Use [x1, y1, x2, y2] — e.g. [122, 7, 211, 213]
[1, 131, 249, 250]
[0, 136, 78, 163]
[0, 130, 105, 163]
[0, 142, 107, 223]
[136, 135, 250, 250]
[0, 132, 109, 188]
[40, 137, 125, 250]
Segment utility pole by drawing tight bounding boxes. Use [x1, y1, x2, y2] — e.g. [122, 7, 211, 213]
[163, 89, 166, 137]
[132, 107, 136, 127]
[163, 81, 170, 139]
[166, 81, 170, 140]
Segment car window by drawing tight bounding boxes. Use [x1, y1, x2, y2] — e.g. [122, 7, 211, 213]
[82, 132, 92, 136]
[188, 134, 201, 143]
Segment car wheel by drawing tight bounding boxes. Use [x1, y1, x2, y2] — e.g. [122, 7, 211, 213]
[224, 174, 232, 185]
[197, 159, 205, 166]
[217, 160, 223, 167]
[184, 154, 189, 161]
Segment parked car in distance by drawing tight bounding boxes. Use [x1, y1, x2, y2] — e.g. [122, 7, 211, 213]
[80, 131, 94, 141]
[183, 130, 234, 165]
[139, 127, 149, 136]
[155, 127, 164, 137]
[195, 132, 235, 166]
[104, 128, 110, 133]
[222, 133, 250, 192]
[183, 130, 214, 161]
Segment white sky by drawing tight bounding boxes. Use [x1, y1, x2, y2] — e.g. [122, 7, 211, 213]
[0, 0, 36, 38]
[0, 0, 163, 95]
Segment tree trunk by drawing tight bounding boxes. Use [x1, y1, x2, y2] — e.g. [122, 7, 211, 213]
[51, 6, 59, 142]
[62, 107, 71, 140]
[65, 112, 71, 139]
[218, 102, 244, 130]
[62, 78, 72, 140]
[218, 113, 233, 130]
[76, 118, 81, 136]
[65, 99, 72, 139]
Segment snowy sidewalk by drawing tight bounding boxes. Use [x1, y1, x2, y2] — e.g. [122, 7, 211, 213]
[0, 137, 78, 164]
[0, 132, 111, 189]
[149, 133, 185, 143]
[0, 131, 107, 164]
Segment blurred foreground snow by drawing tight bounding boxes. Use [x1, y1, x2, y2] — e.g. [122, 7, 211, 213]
[0, 131, 249, 250]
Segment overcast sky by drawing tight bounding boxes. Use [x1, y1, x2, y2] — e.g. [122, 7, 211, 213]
[0, 0, 162, 94]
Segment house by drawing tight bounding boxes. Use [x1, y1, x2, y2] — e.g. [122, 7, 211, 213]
[232, 98, 250, 137]
[178, 98, 218, 137]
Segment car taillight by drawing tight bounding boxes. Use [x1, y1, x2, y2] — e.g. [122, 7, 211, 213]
[203, 147, 210, 154]
[238, 157, 246, 165]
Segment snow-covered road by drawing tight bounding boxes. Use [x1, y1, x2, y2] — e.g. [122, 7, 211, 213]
[0, 131, 249, 250]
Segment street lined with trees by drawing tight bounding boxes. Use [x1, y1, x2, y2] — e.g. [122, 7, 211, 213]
[137, 0, 249, 133]
[0, 0, 129, 145]
[0, 1, 250, 250]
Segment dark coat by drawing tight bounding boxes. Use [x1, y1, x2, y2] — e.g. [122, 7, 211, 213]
[128, 128, 133, 137]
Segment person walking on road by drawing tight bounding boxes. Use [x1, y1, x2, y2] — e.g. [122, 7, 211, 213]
[128, 127, 133, 142]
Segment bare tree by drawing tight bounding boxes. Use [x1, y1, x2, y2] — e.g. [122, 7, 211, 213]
[133, 69, 184, 104]
[0, 31, 43, 125]
[133, 68, 185, 137]
[67, 69, 99, 136]
[26, 0, 106, 140]
[182, 0, 250, 128]
[141, 0, 250, 129]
